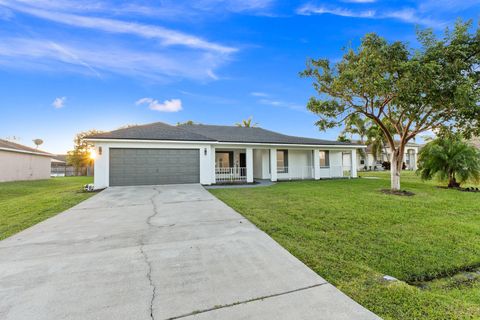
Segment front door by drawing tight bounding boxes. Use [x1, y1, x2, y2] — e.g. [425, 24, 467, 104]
[239, 153, 246, 168]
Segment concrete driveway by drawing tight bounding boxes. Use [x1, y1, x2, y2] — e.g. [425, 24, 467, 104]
[0, 184, 380, 320]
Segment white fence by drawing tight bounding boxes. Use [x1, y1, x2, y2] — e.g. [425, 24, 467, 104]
[215, 167, 246, 183]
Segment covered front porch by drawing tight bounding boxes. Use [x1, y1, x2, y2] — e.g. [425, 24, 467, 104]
[213, 146, 358, 184]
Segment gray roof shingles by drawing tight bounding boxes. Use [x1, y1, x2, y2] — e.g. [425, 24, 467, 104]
[0, 139, 52, 156]
[87, 122, 357, 146]
[87, 122, 215, 142]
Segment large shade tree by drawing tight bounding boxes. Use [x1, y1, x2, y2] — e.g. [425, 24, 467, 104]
[301, 21, 480, 190]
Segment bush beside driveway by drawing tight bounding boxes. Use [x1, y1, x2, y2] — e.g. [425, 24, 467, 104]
[0, 177, 94, 240]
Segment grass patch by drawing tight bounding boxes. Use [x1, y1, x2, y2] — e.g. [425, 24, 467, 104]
[0, 177, 94, 240]
[209, 171, 480, 319]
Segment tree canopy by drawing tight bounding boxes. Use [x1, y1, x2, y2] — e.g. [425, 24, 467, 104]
[301, 21, 480, 190]
[67, 130, 103, 174]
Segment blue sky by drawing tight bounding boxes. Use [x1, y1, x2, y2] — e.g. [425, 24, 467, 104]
[0, 0, 479, 153]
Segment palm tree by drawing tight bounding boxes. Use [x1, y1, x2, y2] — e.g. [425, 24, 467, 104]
[236, 117, 258, 127]
[340, 114, 370, 158]
[342, 114, 369, 144]
[337, 134, 351, 143]
[366, 125, 388, 161]
[417, 135, 480, 188]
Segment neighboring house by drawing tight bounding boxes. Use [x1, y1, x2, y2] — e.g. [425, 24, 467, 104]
[470, 137, 480, 150]
[51, 154, 94, 177]
[51, 154, 70, 177]
[0, 139, 52, 182]
[86, 122, 364, 188]
[356, 141, 421, 171]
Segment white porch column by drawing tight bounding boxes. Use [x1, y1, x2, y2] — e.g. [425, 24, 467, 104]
[313, 149, 321, 180]
[211, 146, 216, 184]
[270, 148, 277, 182]
[412, 150, 417, 170]
[351, 149, 358, 178]
[246, 148, 254, 183]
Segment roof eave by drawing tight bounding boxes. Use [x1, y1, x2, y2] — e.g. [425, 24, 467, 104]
[0, 147, 52, 157]
[85, 138, 364, 148]
[84, 138, 217, 144]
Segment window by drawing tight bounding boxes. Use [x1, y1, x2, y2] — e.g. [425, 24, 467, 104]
[277, 150, 288, 173]
[215, 151, 233, 168]
[319, 151, 329, 167]
[405, 153, 410, 165]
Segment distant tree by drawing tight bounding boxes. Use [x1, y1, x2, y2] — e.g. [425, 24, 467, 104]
[177, 120, 197, 126]
[236, 117, 258, 127]
[32, 139, 43, 149]
[67, 130, 103, 175]
[301, 21, 480, 191]
[417, 135, 480, 188]
[337, 134, 351, 143]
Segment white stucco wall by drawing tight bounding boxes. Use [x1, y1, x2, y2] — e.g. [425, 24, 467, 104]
[91, 141, 214, 189]
[89, 140, 363, 188]
[0, 150, 51, 182]
[328, 151, 344, 177]
[288, 150, 312, 166]
[277, 150, 313, 180]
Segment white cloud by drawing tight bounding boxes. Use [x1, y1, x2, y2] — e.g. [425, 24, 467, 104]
[0, 6, 13, 20]
[188, 0, 274, 12]
[297, 4, 375, 18]
[251, 92, 269, 97]
[418, 0, 480, 13]
[136, 98, 182, 112]
[296, 3, 444, 27]
[250, 91, 305, 112]
[0, 0, 237, 81]
[52, 96, 66, 109]
[3, 0, 275, 16]
[2, 2, 236, 54]
[0, 37, 228, 81]
[384, 8, 443, 27]
[258, 98, 305, 112]
[341, 0, 376, 3]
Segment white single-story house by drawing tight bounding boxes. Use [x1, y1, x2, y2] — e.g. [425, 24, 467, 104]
[356, 141, 421, 171]
[0, 139, 52, 182]
[86, 122, 365, 188]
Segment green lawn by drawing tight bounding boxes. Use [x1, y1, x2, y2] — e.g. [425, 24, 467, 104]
[210, 172, 480, 319]
[0, 177, 94, 240]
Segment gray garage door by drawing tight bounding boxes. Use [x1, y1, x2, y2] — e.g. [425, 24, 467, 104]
[109, 148, 200, 186]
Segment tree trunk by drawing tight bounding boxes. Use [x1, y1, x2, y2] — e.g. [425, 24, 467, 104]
[448, 173, 460, 188]
[390, 150, 403, 191]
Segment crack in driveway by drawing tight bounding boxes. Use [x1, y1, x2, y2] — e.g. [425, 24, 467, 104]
[161, 199, 214, 204]
[138, 187, 162, 320]
[166, 283, 328, 319]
